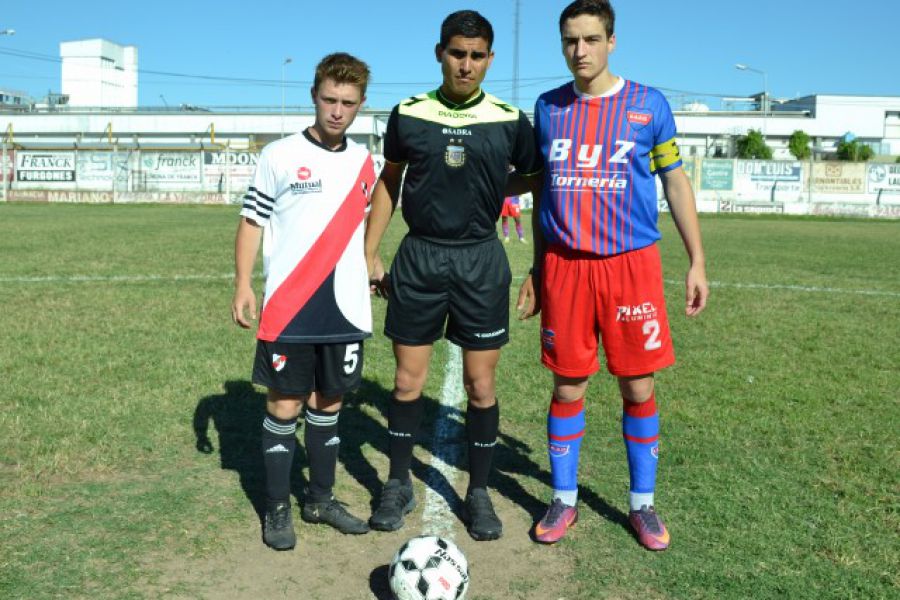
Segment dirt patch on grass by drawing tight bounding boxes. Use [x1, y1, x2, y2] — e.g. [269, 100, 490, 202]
[146, 490, 577, 600]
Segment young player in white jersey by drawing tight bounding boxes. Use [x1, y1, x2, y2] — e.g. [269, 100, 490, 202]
[231, 53, 376, 551]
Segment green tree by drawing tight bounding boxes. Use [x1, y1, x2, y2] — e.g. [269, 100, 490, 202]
[788, 130, 811, 160]
[736, 129, 773, 159]
[836, 139, 874, 161]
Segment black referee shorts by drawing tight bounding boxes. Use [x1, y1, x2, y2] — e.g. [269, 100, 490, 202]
[384, 235, 511, 349]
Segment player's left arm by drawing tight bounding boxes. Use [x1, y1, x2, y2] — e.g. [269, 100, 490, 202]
[660, 166, 708, 317]
[516, 173, 544, 319]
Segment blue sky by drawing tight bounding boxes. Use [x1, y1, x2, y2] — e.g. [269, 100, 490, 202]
[1, 0, 898, 111]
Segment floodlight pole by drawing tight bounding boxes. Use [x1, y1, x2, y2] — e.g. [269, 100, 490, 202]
[1, 140, 7, 204]
[735, 63, 767, 140]
[1, 30, 14, 202]
[281, 57, 292, 138]
[512, 0, 521, 108]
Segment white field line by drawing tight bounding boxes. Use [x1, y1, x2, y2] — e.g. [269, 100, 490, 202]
[421, 341, 466, 540]
[508, 274, 900, 298]
[0, 273, 236, 284]
[664, 278, 900, 298]
[5, 272, 898, 298]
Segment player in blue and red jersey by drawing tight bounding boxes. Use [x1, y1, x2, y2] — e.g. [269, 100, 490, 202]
[517, 0, 708, 550]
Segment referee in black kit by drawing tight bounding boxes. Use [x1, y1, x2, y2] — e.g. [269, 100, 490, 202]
[364, 9, 542, 541]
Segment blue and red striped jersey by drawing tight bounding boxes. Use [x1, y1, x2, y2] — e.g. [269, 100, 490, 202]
[534, 79, 682, 256]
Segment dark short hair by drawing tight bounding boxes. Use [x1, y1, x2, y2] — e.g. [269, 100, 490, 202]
[313, 52, 370, 96]
[559, 0, 615, 37]
[440, 10, 494, 49]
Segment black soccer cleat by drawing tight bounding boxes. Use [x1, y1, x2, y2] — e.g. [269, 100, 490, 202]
[369, 478, 416, 531]
[263, 500, 296, 550]
[301, 496, 370, 535]
[463, 488, 502, 541]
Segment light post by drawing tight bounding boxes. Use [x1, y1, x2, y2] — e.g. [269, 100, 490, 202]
[281, 57, 292, 138]
[1, 29, 13, 204]
[735, 63, 768, 140]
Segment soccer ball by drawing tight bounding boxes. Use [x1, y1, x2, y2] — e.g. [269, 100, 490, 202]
[389, 535, 470, 600]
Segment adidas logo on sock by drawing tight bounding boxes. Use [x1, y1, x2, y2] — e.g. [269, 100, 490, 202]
[265, 444, 290, 454]
[324, 436, 341, 447]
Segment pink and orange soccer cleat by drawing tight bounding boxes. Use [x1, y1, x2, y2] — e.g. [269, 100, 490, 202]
[533, 498, 578, 544]
[629, 505, 670, 551]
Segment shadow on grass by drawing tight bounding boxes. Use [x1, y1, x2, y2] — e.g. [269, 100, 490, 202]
[192, 380, 308, 519]
[346, 383, 628, 533]
[192, 378, 628, 543]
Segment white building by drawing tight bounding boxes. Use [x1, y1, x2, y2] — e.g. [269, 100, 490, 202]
[0, 87, 30, 109]
[674, 94, 900, 159]
[60, 39, 138, 108]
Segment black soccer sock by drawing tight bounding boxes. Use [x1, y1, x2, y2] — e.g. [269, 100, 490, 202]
[387, 396, 424, 482]
[466, 401, 499, 493]
[304, 406, 341, 503]
[261, 412, 297, 504]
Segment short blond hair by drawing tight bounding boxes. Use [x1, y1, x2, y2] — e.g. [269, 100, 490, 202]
[314, 52, 370, 96]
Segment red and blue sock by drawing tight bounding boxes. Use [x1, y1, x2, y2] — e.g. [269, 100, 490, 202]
[623, 394, 660, 511]
[547, 396, 585, 506]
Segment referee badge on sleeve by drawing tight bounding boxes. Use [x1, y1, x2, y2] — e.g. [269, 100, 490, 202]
[445, 138, 466, 168]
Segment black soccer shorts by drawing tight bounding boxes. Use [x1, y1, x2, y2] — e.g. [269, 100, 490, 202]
[384, 235, 511, 349]
[252, 340, 364, 397]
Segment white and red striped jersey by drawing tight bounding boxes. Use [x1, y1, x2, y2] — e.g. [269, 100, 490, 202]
[241, 130, 376, 343]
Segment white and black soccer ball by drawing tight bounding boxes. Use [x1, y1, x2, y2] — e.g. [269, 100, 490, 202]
[389, 535, 469, 600]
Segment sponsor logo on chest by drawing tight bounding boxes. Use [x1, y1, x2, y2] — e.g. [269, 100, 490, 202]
[290, 165, 323, 194]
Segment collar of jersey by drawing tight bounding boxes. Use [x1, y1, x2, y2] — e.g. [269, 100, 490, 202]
[572, 77, 625, 100]
[303, 128, 347, 153]
[434, 88, 486, 111]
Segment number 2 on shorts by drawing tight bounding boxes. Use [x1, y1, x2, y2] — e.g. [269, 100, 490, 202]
[642, 319, 661, 351]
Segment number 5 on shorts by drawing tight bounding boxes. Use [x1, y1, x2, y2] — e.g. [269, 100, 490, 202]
[343, 343, 360, 374]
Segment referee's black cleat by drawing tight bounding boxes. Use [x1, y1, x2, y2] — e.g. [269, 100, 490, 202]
[464, 488, 503, 541]
[369, 478, 416, 531]
[301, 497, 370, 534]
[263, 501, 296, 550]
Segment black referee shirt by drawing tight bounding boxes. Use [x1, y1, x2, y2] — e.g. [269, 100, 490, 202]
[384, 88, 543, 243]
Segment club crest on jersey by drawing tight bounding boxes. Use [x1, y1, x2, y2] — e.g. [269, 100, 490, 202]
[272, 353, 287, 372]
[445, 138, 466, 168]
[626, 107, 652, 130]
[297, 166, 312, 180]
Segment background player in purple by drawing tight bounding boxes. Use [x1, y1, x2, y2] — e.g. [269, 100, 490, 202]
[501, 194, 526, 243]
[517, 0, 708, 550]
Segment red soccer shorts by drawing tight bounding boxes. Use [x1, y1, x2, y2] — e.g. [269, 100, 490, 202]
[540, 243, 675, 378]
[501, 197, 521, 218]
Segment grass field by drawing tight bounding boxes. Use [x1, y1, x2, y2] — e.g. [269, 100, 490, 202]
[0, 202, 898, 599]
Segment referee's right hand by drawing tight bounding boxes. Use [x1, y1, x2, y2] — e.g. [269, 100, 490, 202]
[367, 255, 389, 299]
[516, 270, 541, 319]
